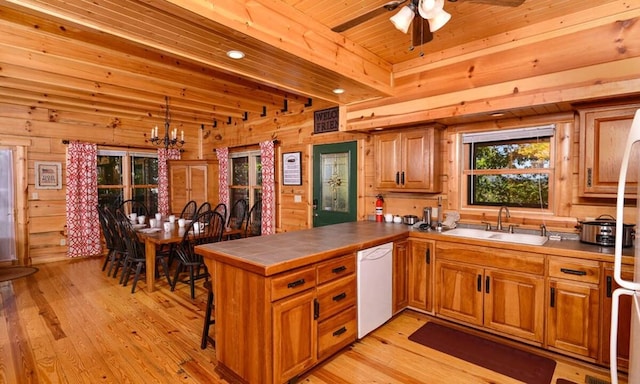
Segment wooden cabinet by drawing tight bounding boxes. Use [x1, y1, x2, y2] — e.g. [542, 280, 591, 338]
[168, 160, 211, 214]
[271, 253, 357, 384]
[546, 256, 600, 360]
[408, 238, 434, 312]
[373, 126, 441, 192]
[578, 104, 640, 197]
[392, 240, 408, 314]
[601, 264, 634, 370]
[434, 241, 545, 343]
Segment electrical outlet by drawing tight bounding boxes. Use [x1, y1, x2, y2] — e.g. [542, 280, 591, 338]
[294, 195, 302, 203]
[32, 192, 39, 200]
[60, 239, 66, 246]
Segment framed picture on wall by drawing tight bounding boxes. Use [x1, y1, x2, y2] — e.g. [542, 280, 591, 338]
[282, 152, 302, 186]
[35, 161, 62, 189]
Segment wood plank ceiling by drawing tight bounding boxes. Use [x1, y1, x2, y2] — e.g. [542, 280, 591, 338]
[0, 0, 625, 128]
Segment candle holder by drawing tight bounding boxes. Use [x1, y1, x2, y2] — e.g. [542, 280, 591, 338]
[150, 96, 185, 149]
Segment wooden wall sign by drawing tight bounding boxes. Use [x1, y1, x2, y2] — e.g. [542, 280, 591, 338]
[314, 107, 339, 134]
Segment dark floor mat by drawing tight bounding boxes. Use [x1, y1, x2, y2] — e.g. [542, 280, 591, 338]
[408, 322, 556, 384]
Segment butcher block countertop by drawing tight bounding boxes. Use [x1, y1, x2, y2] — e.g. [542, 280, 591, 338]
[196, 221, 634, 276]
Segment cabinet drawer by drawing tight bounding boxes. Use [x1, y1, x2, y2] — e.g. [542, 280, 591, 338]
[317, 306, 357, 359]
[548, 257, 600, 284]
[270, 266, 317, 301]
[317, 253, 356, 285]
[316, 274, 356, 321]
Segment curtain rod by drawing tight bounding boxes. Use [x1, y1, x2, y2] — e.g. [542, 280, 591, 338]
[61, 139, 182, 152]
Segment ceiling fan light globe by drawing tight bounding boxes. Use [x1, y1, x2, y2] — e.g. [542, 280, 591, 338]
[418, 0, 436, 16]
[428, 9, 451, 32]
[390, 5, 416, 34]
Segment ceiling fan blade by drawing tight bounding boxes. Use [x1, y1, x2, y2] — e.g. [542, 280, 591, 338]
[411, 16, 433, 47]
[332, 0, 408, 32]
[460, 0, 526, 6]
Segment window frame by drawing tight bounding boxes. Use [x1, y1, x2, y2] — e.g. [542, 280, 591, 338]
[460, 125, 556, 213]
[228, 149, 262, 210]
[97, 149, 158, 210]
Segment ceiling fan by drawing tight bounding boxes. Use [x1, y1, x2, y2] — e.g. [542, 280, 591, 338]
[332, 0, 526, 50]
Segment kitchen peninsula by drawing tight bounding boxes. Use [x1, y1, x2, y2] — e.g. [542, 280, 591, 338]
[196, 221, 634, 384]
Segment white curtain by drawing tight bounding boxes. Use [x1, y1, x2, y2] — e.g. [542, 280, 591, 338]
[0, 149, 16, 261]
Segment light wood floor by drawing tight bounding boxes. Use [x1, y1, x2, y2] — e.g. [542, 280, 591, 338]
[0, 257, 624, 384]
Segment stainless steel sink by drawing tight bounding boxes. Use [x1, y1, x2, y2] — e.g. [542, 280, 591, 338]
[441, 227, 548, 246]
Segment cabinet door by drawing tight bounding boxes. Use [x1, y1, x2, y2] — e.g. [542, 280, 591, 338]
[408, 239, 434, 312]
[188, 165, 208, 205]
[547, 280, 600, 359]
[484, 269, 544, 343]
[402, 129, 437, 191]
[392, 240, 408, 313]
[169, 164, 189, 214]
[272, 290, 317, 384]
[601, 266, 634, 369]
[579, 105, 640, 197]
[435, 260, 483, 326]
[374, 132, 402, 189]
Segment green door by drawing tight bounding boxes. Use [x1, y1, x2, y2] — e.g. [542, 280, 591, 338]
[312, 141, 357, 227]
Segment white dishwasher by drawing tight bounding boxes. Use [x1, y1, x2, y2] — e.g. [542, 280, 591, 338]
[357, 241, 393, 338]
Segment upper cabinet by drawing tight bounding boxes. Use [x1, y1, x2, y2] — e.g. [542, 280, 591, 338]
[374, 126, 442, 192]
[579, 104, 640, 197]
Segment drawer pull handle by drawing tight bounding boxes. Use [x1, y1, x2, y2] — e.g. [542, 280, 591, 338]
[332, 292, 347, 302]
[332, 266, 347, 274]
[333, 326, 347, 337]
[560, 268, 587, 276]
[287, 278, 305, 289]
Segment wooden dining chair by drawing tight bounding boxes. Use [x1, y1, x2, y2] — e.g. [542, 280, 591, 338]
[119, 199, 149, 218]
[196, 201, 212, 217]
[244, 199, 262, 237]
[212, 202, 227, 227]
[170, 210, 225, 299]
[117, 210, 172, 293]
[179, 200, 198, 220]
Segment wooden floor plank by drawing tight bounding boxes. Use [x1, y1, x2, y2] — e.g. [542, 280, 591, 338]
[0, 257, 627, 384]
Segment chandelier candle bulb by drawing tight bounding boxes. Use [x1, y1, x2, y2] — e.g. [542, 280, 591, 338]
[181, 130, 184, 141]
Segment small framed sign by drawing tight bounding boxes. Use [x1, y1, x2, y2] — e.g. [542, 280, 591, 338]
[35, 161, 62, 189]
[314, 107, 339, 134]
[282, 152, 302, 186]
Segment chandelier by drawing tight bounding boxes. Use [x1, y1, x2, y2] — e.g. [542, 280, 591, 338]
[150, 96, 184, 149]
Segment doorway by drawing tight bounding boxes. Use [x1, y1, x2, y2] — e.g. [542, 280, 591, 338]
[0, 149, 17, 261]
[312, 141, 357, 227]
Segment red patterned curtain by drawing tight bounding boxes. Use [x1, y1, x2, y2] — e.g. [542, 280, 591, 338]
[259, 141, 275, 235]
[157, 148, 181, 216]
[66, 141, 101, 257]
[216, 147, 229, 213]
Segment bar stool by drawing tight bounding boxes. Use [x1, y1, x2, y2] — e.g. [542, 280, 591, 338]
[201, 280, 215, 349]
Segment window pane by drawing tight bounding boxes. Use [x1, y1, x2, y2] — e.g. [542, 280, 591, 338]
[320, 152, 349, 212]
[470, 174, 549, 208]
[97, 155, 122, 185]
[98, 188, 123, 207]
[230, 188, 249, 205]
[256, 155, 262, 185]
[133, 187, 158, 214]
[232, 157, 249, 185]
[132, 156, 158, 185]
[473, 139, 550, 170]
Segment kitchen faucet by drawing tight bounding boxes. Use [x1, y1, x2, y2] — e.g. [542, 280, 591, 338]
[496, 205, 510, 231]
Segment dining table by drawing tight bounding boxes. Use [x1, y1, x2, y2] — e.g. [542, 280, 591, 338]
[135, 221, 245, 292]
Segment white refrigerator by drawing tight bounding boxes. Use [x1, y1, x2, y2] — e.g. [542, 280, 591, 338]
[611, 109, 640, 384]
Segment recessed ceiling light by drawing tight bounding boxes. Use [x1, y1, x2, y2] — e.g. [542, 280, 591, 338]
[226, 50, 245, 59]
[332, 88, 345, 94]
[491, 112, 505, 117]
